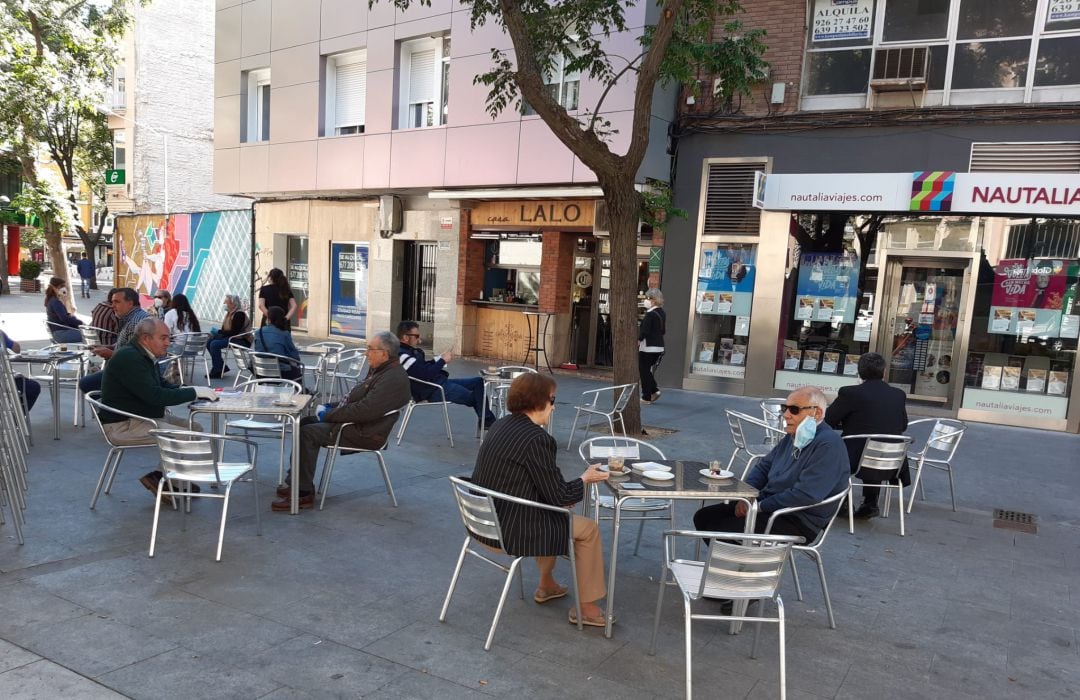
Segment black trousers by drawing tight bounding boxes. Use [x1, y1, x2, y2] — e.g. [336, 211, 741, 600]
[693, 502, 818, 543]
[638, 351, 663, 400]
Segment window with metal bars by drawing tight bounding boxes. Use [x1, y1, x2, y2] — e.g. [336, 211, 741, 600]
[403, 242, 438, 323]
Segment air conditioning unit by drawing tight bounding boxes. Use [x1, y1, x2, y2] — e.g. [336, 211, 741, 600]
[378, 195, 403, 237]
[870, 47, 929, 92]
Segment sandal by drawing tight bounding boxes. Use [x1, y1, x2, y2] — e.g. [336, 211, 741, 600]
[568, 608, 608, 628]
[533, 585, 568, 604]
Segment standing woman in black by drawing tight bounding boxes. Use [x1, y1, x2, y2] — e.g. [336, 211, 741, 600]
[638, 288, 665, 404]
[257, 268, 297, 328]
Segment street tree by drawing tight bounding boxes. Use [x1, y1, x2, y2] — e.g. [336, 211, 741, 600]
[383, 0, 766, 432]
[0, 0, 140, 294]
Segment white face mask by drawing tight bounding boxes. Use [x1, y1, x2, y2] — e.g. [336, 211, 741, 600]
[59, 287, 68, 296]
[153, 298, 164, 308]
[793, 415, 818, 450]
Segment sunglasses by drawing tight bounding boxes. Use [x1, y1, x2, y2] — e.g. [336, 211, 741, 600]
[780, 404, 818, 415]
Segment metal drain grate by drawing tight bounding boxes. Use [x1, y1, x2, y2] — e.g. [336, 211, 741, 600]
[993, 509, 1037, 534]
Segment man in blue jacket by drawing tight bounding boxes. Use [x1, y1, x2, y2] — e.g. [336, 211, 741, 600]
[76, 253, 95, 298]
[694, 386, 849, 541]
[396, 320, 496, 429]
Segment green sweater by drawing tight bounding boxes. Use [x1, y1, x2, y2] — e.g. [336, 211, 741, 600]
[99, 343, 196, 424]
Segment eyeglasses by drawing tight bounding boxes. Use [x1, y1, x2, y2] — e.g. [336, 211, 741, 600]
[404, 333, 421, 339]
[780, 404, 818, 415]
[549, 396, 557, 405]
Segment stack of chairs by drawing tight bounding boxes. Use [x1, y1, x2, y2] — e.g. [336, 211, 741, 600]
[0, 351, 31, 544]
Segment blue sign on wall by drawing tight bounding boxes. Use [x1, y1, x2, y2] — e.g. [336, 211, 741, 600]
[329, 242, 368, 339]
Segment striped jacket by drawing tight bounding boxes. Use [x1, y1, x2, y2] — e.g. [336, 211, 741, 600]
[470, 413, 583, 557]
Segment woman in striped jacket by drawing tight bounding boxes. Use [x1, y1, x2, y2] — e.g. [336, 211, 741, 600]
[471, 373, 610, 627]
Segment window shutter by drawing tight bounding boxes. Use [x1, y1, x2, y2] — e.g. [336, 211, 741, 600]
[335, 59, 366, 128]
[970, 142, 1080, 173]
[701, 161, 766, 236]
[408, 48, 436, 103]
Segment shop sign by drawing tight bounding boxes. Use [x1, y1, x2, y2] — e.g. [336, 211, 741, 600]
[696, 246, 756, 317]
[440, 217, 454, 229]
[773, 370, 858, 398]
[988, 258, 1079, 337]
[811, 0, 873, 42]
[793, 251, 860, 324]
[1048, 0, 1080, 23]
[754, 171, 1080, 216]
[329, 242, 368, 339]
[691, 362, 745, 379]
[470, 200, 596, 229]
[961, 388, 1068, 420]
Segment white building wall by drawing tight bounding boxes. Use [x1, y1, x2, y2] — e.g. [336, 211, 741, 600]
[132, 0, 247, 213]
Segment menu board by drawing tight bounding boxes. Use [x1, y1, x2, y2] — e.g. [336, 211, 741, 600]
[989, 258, 1079, 337]
[697, 246, 755, 317]
[794, 252, 860, 324]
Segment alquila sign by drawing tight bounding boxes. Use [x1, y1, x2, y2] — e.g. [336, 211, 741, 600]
[754, 171, 1080, 216]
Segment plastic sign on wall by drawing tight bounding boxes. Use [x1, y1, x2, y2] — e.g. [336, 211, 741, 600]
[812, 0, 873, 41]
[696, 246, 756, 317]
[989, 258, 1080, 337]
[793, 252, 861, 324]
[329, 242, 368, 339]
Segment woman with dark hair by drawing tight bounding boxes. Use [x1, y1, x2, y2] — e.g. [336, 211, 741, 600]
[163, 293, 201, 335]
[207, 294, 250, 378]
[44, 276, 83, 343]
[257, 268, 297, 328]
[254, 306, 303, 381]
[471, 373, 611, 627]
[638, 287, 665, 404]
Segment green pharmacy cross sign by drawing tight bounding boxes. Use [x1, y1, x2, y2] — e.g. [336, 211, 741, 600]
[105, 169, 126, 185]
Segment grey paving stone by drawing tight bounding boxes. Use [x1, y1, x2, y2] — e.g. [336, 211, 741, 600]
[248, 633, 410, 698]
[0, 638, 39, 674]
[96, 647, 282, 699]
[0, 658, 125, 699]
[364, 667, 489, 699]
[0, 582, 92, 638]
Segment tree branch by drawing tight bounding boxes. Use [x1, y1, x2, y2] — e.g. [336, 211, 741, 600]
[588, 49, 648, 132]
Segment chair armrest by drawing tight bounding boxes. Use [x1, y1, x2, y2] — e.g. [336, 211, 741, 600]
[662, 529, 802, 544]
[149, 429, 260, 457]
[84, 392, 161, 427]
[905, 418, 936, 427]
[409, 376, 447, 401]
[764, 489, 847, 534]
[841, 433, 913, 443]
[452, 477, 577, 517]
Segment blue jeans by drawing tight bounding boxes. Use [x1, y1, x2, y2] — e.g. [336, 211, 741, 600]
[51, 327, 82, 344]
[79, 371, 103, 395]
[16, 376, 40, 411]
[207, 338, 230, 374]
[440, 377, 496, 422]
[79, 276, 90, 295]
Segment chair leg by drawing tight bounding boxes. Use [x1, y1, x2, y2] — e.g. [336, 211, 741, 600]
[439, 538, 471, 623]
[215, 482, 234, 561]
[90, 450, 118, 509]
[848, 482, 856, 535]
[103, 449, 125, 495]
[605, 416, 615, 439]
[897, 485, 905, 537]
[441, 402, 454, 447]
[565, 409, 581, 450]
[684, 596, 693, 700]
[251, 469, 261, 536]
[812, 551, 836, 629]
[485, 557, 523, 651]
[395, 404, 414, 446]
[789, 553, 804, 601]
[650, 566, 668, 655]
[906, 456, 925, 513]
[278, 425, 287, 486]
[946, 464, 957, 512]
[318, 448, 337, 510]
[778, 598, 787, 700]
[149, 479, 166, 557]
[375, 452, 397, 507]
[632, 517, 646, 556]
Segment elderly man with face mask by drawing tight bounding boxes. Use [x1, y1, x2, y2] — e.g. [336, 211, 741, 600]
[693, 386, 849, 542]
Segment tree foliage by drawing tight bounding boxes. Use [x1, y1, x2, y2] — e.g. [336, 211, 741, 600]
[380, 0, 766, 431]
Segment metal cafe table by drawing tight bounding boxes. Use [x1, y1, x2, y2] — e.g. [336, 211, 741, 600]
[12, 349, 84, 440]
[188, 391, 313, 514]
[600, 459, 759, 639]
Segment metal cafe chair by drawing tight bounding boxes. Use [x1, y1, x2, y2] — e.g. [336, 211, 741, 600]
[565, 382, 637, 450]
[725, 409, 786, 479]
[578, 436, 672, 555]
[26, 343, 89, 428]
[650, 531, 799, 700]
[225, 378, 304, 487]
[440, 476, 584, 650]
[759, 398, 786, 446]
[249, 350, 304, 382]
[905, 418, 966, 513]
[396, 376, 454, 447]
[228, 342, 254, 386]
[174, 332, 212, 385]
[148, 429, 261, 562]
[83, 391, 161, 510]
[316, 348, 367, 404]
[316, 409, 402, 509]
[844, 434, 914, 537]
[0, 351, 30, 543]
[764, 488, 849, 629]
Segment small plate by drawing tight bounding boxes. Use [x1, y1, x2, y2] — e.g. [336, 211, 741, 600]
[271, 399, 294, 407]
[631, 461, 670, 473]
[699, 469, 735, 480]
[642, 470, 674, 481]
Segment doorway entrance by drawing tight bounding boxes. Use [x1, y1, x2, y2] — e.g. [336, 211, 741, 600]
[401, 242, 437, 344]
[878, 258, 969, 406]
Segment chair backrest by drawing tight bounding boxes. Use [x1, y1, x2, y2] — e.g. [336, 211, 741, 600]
[845, 434, 913, 474]
[236, 377, 303, 394]
[922, 419, 965, 461]
[150, 429, 222, 482]
[760, 398, 785, 431]
[178, 332, 210, 353]
[84, 390, 157, 445]
[332, 348, 367, 379]
[309, 341, 346, 352]
[229, 342, 252, 366]
[612, 383, 637, 412]
[449, 476, 505, 547]
[725, 409, 767, 450]
[578, 435, 665, 464]
[250, 352, 284, 378]
[495, 365, 536, 379]
[699, 535, 797, 601]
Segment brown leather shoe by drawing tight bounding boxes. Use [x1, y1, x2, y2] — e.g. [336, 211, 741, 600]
[271, 493, 314, 512]
[275, 485, 291, 498]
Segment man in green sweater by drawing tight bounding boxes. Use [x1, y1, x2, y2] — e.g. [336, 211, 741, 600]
[99, 318, 218, 499]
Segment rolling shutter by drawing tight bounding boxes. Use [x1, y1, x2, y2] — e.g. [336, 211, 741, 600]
[701, 161, 766, 236]
[335, 58, 366, 129]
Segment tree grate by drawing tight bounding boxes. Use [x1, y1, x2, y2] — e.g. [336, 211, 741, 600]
[992, 509, 1037, 534]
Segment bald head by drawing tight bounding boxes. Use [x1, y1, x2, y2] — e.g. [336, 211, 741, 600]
[782, 386, 828, 434]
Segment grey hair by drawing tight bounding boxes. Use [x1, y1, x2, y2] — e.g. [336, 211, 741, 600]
[369, 331, 399, 353]
[224, 294, 241, 307]
[796, 386, 829, 411]
[645, 288, 664, 306]
[133, 317, 165, 340]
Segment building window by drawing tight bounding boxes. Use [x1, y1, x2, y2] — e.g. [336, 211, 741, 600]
[802, 0, 1080, 108]
[113, 66, 126, 110]
[690, 243, 757, 380]
[523, 49, 581, 115]
[325, 50, 366, 136]
[398, 37, 448, 129]
[112, 130, 126, 170]
[243, 68, 271, 142]
[274, 234, 308, 330]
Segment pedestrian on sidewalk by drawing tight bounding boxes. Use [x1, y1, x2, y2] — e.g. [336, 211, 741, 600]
[76, 253, 95, 298]
[638, 288, 665, 404]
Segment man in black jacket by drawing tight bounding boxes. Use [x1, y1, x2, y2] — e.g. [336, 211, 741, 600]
[824, 352, 909, 519]
[396, 320, 496, 428]
[271, 331, 410, 511]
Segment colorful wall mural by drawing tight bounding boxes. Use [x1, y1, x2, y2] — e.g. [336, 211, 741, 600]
[114, 211, 251, 326]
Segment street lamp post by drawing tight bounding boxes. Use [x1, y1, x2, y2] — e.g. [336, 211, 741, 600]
[95, 105, 170, 215]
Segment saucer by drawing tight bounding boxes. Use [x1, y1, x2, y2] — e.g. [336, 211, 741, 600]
[642, 470, 674, 481]
[631, 462, 670, 474]
[271, 399, 294, 407]
[699, 468, 735, 480]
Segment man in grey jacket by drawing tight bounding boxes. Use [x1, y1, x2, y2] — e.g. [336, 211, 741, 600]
[271, 331, 411, 511]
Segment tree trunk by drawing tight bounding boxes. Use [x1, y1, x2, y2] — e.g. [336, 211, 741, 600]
[44, 225, 71, 308]
[601, 179, 643, 435]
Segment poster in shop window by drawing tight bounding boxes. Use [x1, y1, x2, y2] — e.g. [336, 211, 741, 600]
[793, 252, 860, 324]
[988, 258, 1079, 337]
[1047, 0, 1080, 24]
[696, 246, 756, 319]
[329, 242, 369, 339]
[811, 0, 874, 42]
